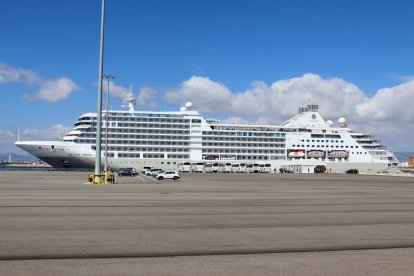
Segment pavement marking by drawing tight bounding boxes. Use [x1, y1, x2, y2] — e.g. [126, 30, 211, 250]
[141, 174, 158, 182]
[136, 175, 147, 182]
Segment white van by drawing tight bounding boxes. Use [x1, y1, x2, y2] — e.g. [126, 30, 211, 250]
[179, 162, 191, 173]
[222, 163, 232, 173]
[259, 164, 265, 173]
[263, 163, 271, 173]
[231, 163, 240, 173]
[246, 163, 254, 173]
[191, 162, 197, 173]
[212, 162, 219, 173]
[219, 163, 231, 172]
[204, 163, 214, 173]
[238, 163, 247, 173]
[194, 162, 204, 173]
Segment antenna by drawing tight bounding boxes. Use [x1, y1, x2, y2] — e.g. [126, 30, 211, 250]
[121, 86, 136, 112]
[17, 128, 20, 141]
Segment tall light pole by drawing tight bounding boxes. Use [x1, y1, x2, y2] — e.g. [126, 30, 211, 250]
[94, 0, 105, 183]
[103, 73, 115, 174]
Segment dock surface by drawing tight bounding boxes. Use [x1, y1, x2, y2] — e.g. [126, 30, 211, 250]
[1, 171, 414, 275]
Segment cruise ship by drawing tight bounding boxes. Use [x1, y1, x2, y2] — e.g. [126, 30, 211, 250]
[15, 95, 398, 173]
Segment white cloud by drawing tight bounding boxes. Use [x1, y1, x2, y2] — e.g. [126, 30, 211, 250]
[0, 124, 71, 155]
[387, 74, 414, 82]
[0, 125, 70, 144]
[355, 80, 414, 124]
[0, 129, 16, 144]
[0, 62, 80, 102]
[164, 76, 233, 112]
[0, 63, 40, 85]
[24, 77, 80, 103]
[222, 116, 250, 124]
[164, 74, 368, 123]
[21, 124, 70, 141]
[136, 86, 159, 109]
[103, 81, 129, 98]
[102, 81, 159, 109]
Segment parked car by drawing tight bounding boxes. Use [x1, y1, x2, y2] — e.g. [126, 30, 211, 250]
[118, 168, 137, 176]
[152, 170, 164, 178]
[146, 168, 162, 176]
[157, 171, 180, 180]
[346, 169, 359, 174]
[141, 166, 152, 173]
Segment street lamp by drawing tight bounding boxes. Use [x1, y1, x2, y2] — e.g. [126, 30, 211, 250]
[103, 74, 115, 173]
[94, 0, 106, 183]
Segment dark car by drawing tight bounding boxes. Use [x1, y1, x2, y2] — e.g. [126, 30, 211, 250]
[346, 169, 359, 174]
[118, 168, 137, 176]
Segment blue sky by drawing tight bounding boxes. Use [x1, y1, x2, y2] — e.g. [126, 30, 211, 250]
[1, 0, 414, 153]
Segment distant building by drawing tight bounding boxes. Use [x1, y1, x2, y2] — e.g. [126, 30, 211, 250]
[399, 161, 409, 168]
[409, 156, 414, 168]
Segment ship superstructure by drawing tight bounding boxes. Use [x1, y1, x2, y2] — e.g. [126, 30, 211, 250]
[15, 96, 398, 173]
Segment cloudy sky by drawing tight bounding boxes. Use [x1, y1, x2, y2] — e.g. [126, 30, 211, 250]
[1, 0, 414, 155]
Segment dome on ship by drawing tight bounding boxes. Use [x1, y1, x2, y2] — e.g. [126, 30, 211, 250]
[338, 117, 346, 124]
[185, 102, 193, 110]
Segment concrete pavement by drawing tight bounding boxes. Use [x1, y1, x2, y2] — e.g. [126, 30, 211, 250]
[0, 171, 413, 275]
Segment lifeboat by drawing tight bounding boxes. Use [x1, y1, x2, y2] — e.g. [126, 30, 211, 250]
[288, 150, 305, 158]
[221, 155, 236, 160]
[328, 150, 349, 158]
[307, 150, 325, 158]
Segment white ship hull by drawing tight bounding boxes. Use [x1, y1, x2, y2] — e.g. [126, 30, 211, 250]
[15, 140, 393, 174]
[15, 140, 185, 171]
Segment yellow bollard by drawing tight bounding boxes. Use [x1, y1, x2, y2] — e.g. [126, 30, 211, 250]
[86, 172, 114, 184]
[94, 175, 102, 184]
